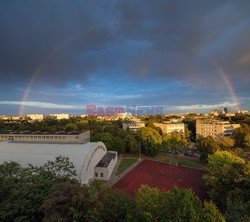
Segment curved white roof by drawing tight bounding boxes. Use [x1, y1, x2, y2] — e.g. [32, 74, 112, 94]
[0, 141, 107, 184]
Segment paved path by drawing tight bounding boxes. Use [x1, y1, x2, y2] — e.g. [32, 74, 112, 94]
[108, 157, 141, 185]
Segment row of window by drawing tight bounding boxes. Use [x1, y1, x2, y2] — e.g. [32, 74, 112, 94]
[0, 135, 80, 140]
[95, 172, 104, 177]
[200, 129, 217, 132]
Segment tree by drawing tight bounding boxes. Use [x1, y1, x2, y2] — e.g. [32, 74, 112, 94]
[225, 188, 250, 222]
[196, 136, 220, 160]
[41, 182, 88, 222]
[113, 136, 126, 153]
[146, 122, 163, 135]
[204, 151, 249, 211]
[232, 124, 250, 148]
[201, 201, 226, 222]
[135, 185, 166, 222]
[0, 157, 77, 222]
[124, 133, 138, 153]
[65, 123, 78, 132]
[162, 132, 187, 153]
[98, 189, 136, 222]
[141, 127, 162, 156]
[217, 136, 235, 150]
[134, 185, 222, 222]
[92, 132, 115, 150]
[41, 181, 109, 222]
[162, 187, 203, 222]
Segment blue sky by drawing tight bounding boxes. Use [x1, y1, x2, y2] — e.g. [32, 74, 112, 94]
[0, 0, 249, 115]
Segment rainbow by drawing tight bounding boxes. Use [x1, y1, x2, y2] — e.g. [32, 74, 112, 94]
[18, 31, 86, 116]
[213, 61, 240, 111]
[17, 37, 241, 115]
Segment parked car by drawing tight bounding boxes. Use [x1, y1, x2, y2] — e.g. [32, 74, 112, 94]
[184, 150, 193, 157]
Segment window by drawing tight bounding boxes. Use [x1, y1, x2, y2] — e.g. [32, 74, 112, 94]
[95, 173, 98, 177]
[101, 173, 103, 177]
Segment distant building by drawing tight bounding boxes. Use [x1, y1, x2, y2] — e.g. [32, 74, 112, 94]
[117, 112, 132, 119]
[26, 114, 44, 121]
[122, 120, 145, 131]
[0, 131, 90, 144]
[49, 113, 70, 120]
[224, 107, 228, 114]
[196, 119, 240, 139]
[0, 116, 8, 120]
[0, 116, 23, 121]
[153, 123, 185, 134]
[0, 141, 117, 184]
[236, 110, 248, 114]
[224, 113, 235, 117]
[210, 110, 222, 116]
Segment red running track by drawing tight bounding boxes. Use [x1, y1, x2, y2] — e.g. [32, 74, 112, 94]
[113, 159, 208, 200]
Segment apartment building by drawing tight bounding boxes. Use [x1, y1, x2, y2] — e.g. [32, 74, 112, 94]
[49, 113, 70, 120]
[196, 119, 240, 139]
[153, 123, 185, 134]
[26, 114, 44, 121]
[122, 121, 145, 131]
[0, 131, 90, 144]
[0, 116, 23, 121]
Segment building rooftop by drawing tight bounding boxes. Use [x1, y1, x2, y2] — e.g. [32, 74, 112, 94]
[95, 152, 116, 167]
[0, 130, 87, 135]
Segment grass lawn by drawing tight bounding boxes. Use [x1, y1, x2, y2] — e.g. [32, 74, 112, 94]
[155, 155, 207, 170]
[117, 158, 138, 175]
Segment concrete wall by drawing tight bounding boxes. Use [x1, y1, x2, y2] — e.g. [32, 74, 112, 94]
[0, 131, 90, 144]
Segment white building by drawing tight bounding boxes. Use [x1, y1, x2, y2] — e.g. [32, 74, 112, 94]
[117, 112, 132, 119]
[26, 114, 44, 121]
[49, 113, 70, 120]
[94, 152, 117, 181]
[236, 110, 248, 114]
[0, 141, 117, 184]
[153, 123, 185, 134]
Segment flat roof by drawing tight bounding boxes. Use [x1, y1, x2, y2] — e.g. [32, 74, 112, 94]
[0, 131, 88, 135]
[95, 152, 116, 167]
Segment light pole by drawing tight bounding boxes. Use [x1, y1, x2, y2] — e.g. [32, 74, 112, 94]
[139, 138, 141, 162]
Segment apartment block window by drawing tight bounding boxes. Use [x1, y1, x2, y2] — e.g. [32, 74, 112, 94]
[101, 173, 103, 177]
[95, 173, 98, 177]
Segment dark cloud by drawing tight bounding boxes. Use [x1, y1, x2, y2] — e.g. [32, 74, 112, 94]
[0, 0, 250, 87]
[0, 0, 250, 115]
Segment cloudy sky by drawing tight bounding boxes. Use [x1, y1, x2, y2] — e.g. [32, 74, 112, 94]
[0, 0, 250, 115]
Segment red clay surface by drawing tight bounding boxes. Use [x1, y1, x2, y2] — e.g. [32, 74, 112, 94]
[113, 159, 208, 200]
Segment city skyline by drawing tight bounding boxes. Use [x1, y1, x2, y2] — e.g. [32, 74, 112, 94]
[0, 0, 250, 115]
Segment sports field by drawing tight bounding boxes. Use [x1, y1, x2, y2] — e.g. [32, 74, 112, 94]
[113, 159, 208, 200]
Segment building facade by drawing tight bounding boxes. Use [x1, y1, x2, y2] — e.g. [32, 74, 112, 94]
[196, 119, 240, 139]
[0, 141, 112, 184]
[94, 151, 118, 181]
[49, 113, 70, 120]
[0, 131, 90, 144]
[26, 114, 44, 121]
[122, 121, 145, 131]
[153, 123, 185, 134]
